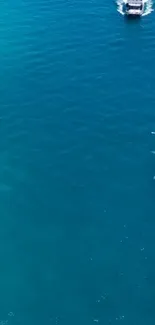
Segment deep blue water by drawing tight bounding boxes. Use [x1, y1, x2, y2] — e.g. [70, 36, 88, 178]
[0, 0, 155, 324]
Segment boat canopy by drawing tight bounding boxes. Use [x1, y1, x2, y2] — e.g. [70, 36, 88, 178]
[127, 0, 142, 4]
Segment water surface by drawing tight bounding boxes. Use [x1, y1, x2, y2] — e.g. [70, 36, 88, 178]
[0, 0, 155, 324]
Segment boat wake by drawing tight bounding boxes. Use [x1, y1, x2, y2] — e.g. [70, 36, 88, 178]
[142, 0, 154, 15]
[116, 0, 154, 16]
[116, 0, 125, 15]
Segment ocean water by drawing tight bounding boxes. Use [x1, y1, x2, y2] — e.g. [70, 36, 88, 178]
[0, 0, 155, 324]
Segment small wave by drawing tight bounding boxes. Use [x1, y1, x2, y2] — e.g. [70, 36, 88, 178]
[116, 0, 154, 16]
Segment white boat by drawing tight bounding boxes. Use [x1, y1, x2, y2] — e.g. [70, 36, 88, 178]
[124, 0, 144, 16]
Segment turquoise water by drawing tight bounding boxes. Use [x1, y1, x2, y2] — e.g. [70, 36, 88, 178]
[0, 0, 155, 324]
